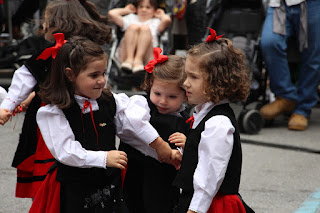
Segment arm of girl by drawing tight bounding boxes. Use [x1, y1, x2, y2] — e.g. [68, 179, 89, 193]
[188, 116, 234, 213]
[114, 93, 172, 163]
[108, 3, 136, 28]
[36, 105, 110, 169]
[0, 65, 37, 125]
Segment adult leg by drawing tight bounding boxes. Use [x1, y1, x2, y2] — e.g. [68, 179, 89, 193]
[294, 0, 320, 117]
[288, 0, 320, 130]
[259, 6, 296, 120]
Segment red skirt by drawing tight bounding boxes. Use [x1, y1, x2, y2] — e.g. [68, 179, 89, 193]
[15, 124, 55, 198]
[207, 192, 246, 213]
[29, 168, 60, 213]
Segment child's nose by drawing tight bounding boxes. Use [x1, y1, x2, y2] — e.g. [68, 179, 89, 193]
[160, 97, 167, 105]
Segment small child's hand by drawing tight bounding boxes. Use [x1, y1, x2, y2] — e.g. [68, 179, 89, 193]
[155, 8, 165, 18]
[106, 150, 128, 170]
[0, 108, 12, 125]
[125, 3, 136, 14]
[169, 132, 186, 149]
[170, 149, 182, 170]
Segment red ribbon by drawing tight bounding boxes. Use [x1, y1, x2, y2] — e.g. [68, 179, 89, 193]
[205, 27, 224, 42]
[144, 47, 168, 73]
[81, 100, 99, 149]
[36, 33, 67, 60]
[186, 115, 194, 128]
[12, 105, 23, 117]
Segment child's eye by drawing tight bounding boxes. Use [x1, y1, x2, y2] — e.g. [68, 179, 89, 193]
[154, 92, 160, 96]
[169, 96, 177, 99]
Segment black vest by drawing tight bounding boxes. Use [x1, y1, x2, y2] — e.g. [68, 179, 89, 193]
[173, 103, 242, 195]
[147, 96, 189, 146]
[11, 47, 53, 168]
[56, 94, 120, 184]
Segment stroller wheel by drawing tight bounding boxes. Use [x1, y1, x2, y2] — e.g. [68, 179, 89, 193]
[238, 109, 263, 134]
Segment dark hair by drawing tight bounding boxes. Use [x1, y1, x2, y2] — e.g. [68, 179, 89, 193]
[43, 0, 111, 45]
[142, 55, 186, 92]
[187, 38, 250, 103]
[134, 0, 158, 9]
[38, 36, 111, 109]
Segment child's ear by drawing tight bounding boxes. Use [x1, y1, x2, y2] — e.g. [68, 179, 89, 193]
[65, 68, 75, 82]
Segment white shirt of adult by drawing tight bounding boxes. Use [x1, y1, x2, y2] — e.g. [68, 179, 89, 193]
[36, 94, 160, 169]
[187, 101, 235, 213]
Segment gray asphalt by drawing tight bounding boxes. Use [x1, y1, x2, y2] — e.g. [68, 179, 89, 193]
[1, 105, 320, 213]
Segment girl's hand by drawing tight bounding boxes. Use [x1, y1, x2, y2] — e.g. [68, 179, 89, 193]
[187, 210, 197, 213]
[169, 132, 186, 149]
[0, 108, 12, 125]
[155, 8, 165, 19]
[149, 137, 172, 163]
[106, 150, 128, 170]
[170, 149, 182, 170]
[125, 3, 136, 14]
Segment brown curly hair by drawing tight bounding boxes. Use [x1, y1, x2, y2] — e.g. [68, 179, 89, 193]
[43, 0, 111, 45]
[141, 55, 186, 93]
[187, 38, 250, 103]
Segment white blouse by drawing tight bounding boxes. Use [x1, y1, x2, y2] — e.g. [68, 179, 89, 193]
[118, 95, 185, 160]
[0, 65, 37, 112]
[187, 101, 235, 213]
[36, 94, 160, 169]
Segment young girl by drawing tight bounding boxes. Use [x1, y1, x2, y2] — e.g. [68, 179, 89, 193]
[30, 36, 175, 212]
[108, 0, 171, 73]
[173, 28, 254, 213]
[119, 47, 189, 213]
[0, 0, 111, 199]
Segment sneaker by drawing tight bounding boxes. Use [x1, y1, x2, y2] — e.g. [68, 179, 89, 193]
[260, 97, 296, 120]
[288, 113, 308, 131]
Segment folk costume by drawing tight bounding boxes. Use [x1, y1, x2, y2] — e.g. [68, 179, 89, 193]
[31, 92, 162, 212]
[2, 42, 54, 198]
[173, 101, 254, 213]
[119, 95, 189, 213]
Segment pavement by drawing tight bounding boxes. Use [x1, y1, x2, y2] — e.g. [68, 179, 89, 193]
[1, 104, 320, 213]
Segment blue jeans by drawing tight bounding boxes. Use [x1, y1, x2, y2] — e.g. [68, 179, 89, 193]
[260, 0, 320, 117]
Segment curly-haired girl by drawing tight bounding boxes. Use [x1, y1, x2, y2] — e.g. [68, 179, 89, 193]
[173, 28, 254, 213]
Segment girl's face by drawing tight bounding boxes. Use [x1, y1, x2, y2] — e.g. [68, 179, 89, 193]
[137, 0, 156, 21]
[184, 56, 208, 105]
[150, 78, 186, 115]
[71, 57, 107, 100]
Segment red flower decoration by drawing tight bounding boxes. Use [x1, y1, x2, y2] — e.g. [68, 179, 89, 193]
[205, 27, 224, 42]
[144, 47, 168, 73]
[36, 33, 67, 60]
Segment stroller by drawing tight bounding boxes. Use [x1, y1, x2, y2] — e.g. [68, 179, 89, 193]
[186, 0, 267, 134]
[104, 0, 174, 96]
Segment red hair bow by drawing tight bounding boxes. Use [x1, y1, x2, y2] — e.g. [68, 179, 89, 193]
[144, 47, 168, 73]
[205, 27, 224, 42]
[36, 33, 67, 60]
